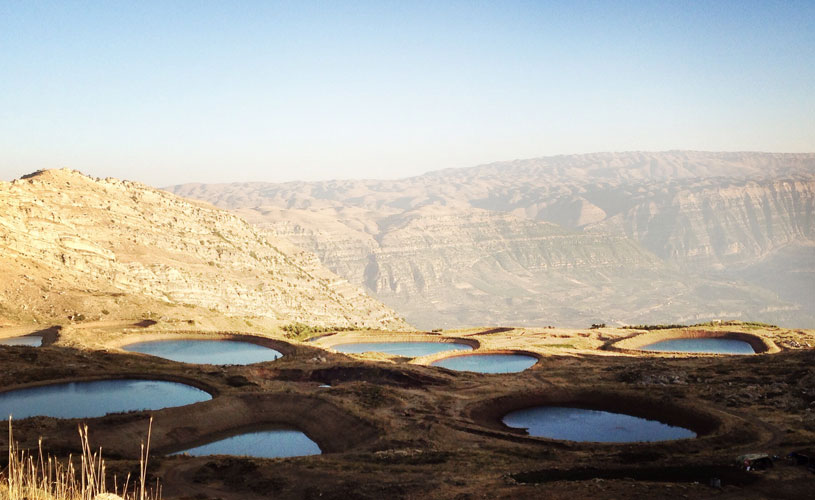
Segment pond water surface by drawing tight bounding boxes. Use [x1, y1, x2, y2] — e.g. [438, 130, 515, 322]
[0, 336, 42, 347]
[640, 338, 755, 354]
[333, 341, 472, 357]
[432, 354, 537, 373]
[0, 380, 211, 420]
[502, 406, 696, 442]
[173, 429, 321, 458]
[123, 339, 283, 365]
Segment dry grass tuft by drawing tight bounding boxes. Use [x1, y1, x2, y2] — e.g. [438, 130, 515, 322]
[0, 417, 159, 500]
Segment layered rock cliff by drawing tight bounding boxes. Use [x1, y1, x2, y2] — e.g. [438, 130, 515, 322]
[171, 152, 815, 329]
[588, 179, 815, 268]
[0, 169, 409, 330]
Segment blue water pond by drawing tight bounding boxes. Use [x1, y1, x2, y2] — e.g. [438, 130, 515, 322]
[123, 339, 283, 365]
[503, 406, 696, 442]
[0, 379, 211, 420]
[431, 354, 537, 373]
[173, 429, 321, 458]
[640, 338, 755, 354]
[0, 336, 43, 347]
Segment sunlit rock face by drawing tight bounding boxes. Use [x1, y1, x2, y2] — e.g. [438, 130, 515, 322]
[0, 169, 409, 330]
[589, 179, 815, 269]
[170, 152, 815, 329]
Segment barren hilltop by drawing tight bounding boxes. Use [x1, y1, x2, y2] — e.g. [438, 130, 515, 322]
[0, 169, 409, 331]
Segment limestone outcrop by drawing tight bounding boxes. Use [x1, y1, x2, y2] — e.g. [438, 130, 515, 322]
[0, 169, 409, 330]
[170, 152, 815, 329]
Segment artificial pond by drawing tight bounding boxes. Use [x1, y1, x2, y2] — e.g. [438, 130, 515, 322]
[431, 353, 537, 373]
[639, 338, 755, 354]
[502, 406, 697, 443]
[0, 379, 211, 420]
[123, 339, 283, 365]
[173, 429, 321, 458]
[0, 336, 43, 347]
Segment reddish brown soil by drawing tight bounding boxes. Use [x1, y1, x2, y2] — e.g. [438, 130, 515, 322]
[1, 322, 813, 499]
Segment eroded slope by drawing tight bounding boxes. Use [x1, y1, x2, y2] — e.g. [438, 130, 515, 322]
[0, 169, 409, 330]
[171, 152, 815, 329]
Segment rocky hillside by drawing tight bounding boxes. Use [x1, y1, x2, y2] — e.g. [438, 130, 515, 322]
[171, 152, 815, 329]
[0, 169, 409, 330]
[587, 179, 815, 268]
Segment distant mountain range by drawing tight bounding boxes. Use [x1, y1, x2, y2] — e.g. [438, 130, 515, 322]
[0, 169, 408, 330]
[170, 151, 815, 329]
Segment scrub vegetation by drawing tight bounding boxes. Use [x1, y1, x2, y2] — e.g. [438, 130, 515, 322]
[1, 419, 159, 500]
[623, 321, 779, 331]
[280, 323, 359, 341]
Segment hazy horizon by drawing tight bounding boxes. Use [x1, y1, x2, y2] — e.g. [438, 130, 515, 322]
[2, 1, 814, 186]
[1, 3, 814, 495]
[6, 149, 815, 188]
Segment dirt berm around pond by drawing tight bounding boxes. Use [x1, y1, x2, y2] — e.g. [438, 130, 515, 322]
[1, 322, 813, 499]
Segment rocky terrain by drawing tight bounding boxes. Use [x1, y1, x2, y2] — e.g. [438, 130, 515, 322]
[0, 169, 408, 330]
[2, 321, 814, 500]
[1, 164, 814, 500]
[170, 151, 815, 329]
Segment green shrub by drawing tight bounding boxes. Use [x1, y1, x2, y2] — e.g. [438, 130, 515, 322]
[280, 322, 360, 340]
[621, 324, 687, 330]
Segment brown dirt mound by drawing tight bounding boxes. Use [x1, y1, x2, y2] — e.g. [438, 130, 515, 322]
[273, 364, 447, 388]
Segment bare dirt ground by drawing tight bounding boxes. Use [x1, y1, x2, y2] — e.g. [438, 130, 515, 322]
[1, 320, 814, 499]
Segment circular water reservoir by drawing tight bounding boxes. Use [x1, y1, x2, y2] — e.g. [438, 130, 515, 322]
[640, 338, 755, 354]
[432, 354, 537, 373]
[333, 341, 472, 357]
[0, 336, 43, 347]
[0, 380, 211, 420]
[123, 339, 283, 365]
[173, 429, 321, 458]
[502, 406, 696, 443]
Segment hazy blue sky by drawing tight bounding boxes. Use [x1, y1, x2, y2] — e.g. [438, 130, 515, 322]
[1, 0, 813, 186]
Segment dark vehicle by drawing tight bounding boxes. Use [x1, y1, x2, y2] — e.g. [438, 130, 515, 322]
[737, 454, 774, 471]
